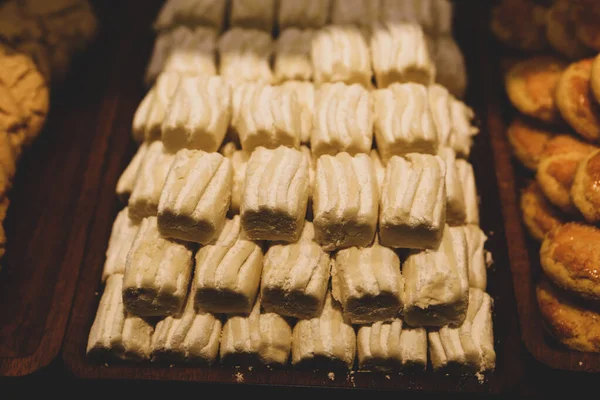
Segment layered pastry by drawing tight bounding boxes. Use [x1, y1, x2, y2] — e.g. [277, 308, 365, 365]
[220, 299, 293, 366]
[161, 76, 231, 153]
[428, 288, 495, 372]
[157, 149, 232, 244]
[520, 181, 565, 242]
[403, 225, 469, 327]
[572, 149, 600, 223]
[194, 216, 263, 314]
[592, 54, 600, 106]
[545, 0, 592, 60]
[456, 159, 479, 225]
[280, 81, 314, 144]
[311, 25, 372, 88]
[224, 148, 249, 214]
[379, 154, 446, 250]
[570, 0, 600, 51]
[116, 142, 148, 202]
[428, 84, 453, 151]
[274, 29, 313, 83]
[241, 146, 309, 242]
[278, 0, 330, 29]
[331, 242, 404, 324]
[153, 0, 227, 31]
[101, 208, 140, 282]
[357, 319, 427, 371]
[428, 36, 467, 99]
[506, 117, 556, 171]
[439, 147, 466, 226]
[463, 225, 488, 291]
[370, 22, 435, 88]
[370, 149, 385, 192]
[217, 28, 273, 84]
[311, 82, 373, 157]
[331, 0, 378, 27]
[380, 0, 453, 37]
[229, 0, 276, 32]
[87, 274, 154, 361]
[261, 222, 331, 319]
[372, 83, 439, 162]
[123, 217, 193, 317]
[292, 292, 356, 369]
[448, 98, 478, 158]
[313, 152, 379, 251]
[490, 0, 549, 51]
[301, 146, 315, 201]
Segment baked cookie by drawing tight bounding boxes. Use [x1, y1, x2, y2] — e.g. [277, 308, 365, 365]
[507, 117, 556, 171]
[505, 57, 566, 124]
[555, 58, 600, 142]
[570, 0, 600, 51]
[591, 53, 600, 107]
[536, 279, 600, 353]
[572, 149, 600, 223]
[13, 40, 52, 83]
[520, 181, 565, 242]
[545, 0, 592, 60]
[491, 0, 548, 51]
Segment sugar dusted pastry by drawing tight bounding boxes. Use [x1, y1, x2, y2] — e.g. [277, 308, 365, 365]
[280, 81, 314, 144]
[218, 28, 273, 84]
[331, 242, 404, 324]
[429, 36, 467, 99]
[128, 141, 176, 220]
[357, 319, 427, 371]
[261, 222, 330, 319]
[313, 152, 379, 251]
[490, 0, 548, 51]
[278, 0, 330, 29]
[241, 146, 309, 242]
[220, 299, 292, 365]
[311, 25, 372, 87]
[370, 22, 435, 88]
[161, 76, 231, 153]
[379, 154, 446, 250]
[292, 293, 356, 369]
[274, 29, 313, 83]
[572, 149, 600, 223]
[194, 216, 263, 314]
[101, 208, 140, 282]
[448, 98, 478, 158]
[521, 181, 565, 242]
[331, 0, 378, 27]
[428, 288, 495, 372]
[506, 117, 556, 171]
[230, 0, 276, 32]
[154, 0, 226, 31]
[87, 275, 153, 361]
[311, 82, 373, 157]
[456, 159, 479, 225]
[403, 225, 469, 327]
[123, 217, 193, 317]
[372, 83, 439, 163]
[463, 225, 487, 291]
[545, 0, 591, 60]
[370, 149, 385, 192]
[438, 147, 466, 226]
[116, 142, 148, 202]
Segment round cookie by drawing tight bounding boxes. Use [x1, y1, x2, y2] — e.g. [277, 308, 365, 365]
[591, 53, 600, 107]
[545, 0, 592, 60]
[505, 56, 566, 124]
[491, 0, 548, 51]
[520, 181, 565, 242]
[507, 117, 557, 171]
[570, 0, 600, 51]
[571, 149, 600, 223]
[537, 279, 600, 353]
[555, 58, 600, 142]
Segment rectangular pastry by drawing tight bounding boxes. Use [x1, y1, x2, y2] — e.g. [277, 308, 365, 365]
[278, 0, 330, 29]
[220, 299, 292, 366]
[357, 319, 427, 371]
[274, 29, 314, 83]
[301, 145, 315, 204]
[241, 146, 309, 241]
[379, 153, 446, 250]
[218, 27, 273, 84]
[331, 0, 379, 27]
[438, 147, 466, 226]
[456, 159, 479, 225]
[370, 22, 435, 88]
[292, 292, 356, 370]
[463, 225, 488, 291]
[313, 152, 379, 251]
[194, 215, 263, 314]
[157, 149, 232, 244]
[123, 216, 194, 317]
[227, 149, 249, 214]
[154, 0, 227, 31]
[230, 0, 276, 32]
[403, 225, 469, 327]
[370, 149, 386, 193]
[116, 142, 148, 202]
[311, 25, 372, 88]
[161, 75, 231, 153]
[311, 82, 373, 157]
[87, 274, 154, 361]
[280, 81, 314, 144]
[449, 99, 478, 158]
[261, 222, 331, 319]
[101, 208, 140, 282]
[332, 242, 404, 324]
[128, 141, 176, 220]
[428, 288, 496, 372]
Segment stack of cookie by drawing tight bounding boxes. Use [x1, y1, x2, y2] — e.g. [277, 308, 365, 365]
[88, 0, 496, 374]
[493, 0, 600, 352]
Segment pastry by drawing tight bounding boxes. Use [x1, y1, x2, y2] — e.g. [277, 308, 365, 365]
[274, 29, 313, 83]
[428, 35, 467, 99]
[357, 319, 427, 371]
[490, 0, 548, 51]
[116, 142, 148, 203]
[101, 208, 140, 282]
[372, 83, 439, 163]
[220, 299, 292, 366]
[311, 25, 372, 88]
[403, 225, 469, 327]
[438, 147, 466, 226]
[506, 117, 555, 171]
[428, 84, 453, 151]
[370, 149, 385, 192]
[311, 82, 373, 157]
[545, 0, 591, 60]
[556, 58, 600, 141]
[313, 152, 379, 251]
[536, 279, 600, 353]
[520, 181, 565, 242]
[301, 146, 315, 203]
[157, 149, 232, 244]
[331, 242, 404, 324]
[292, 292, 356, 370]
[540, 223, 600, 302]
[230, 0, 276, 32]
[194, 215, 263, 314]
[463, 225, 487, 291]
[456, 159, 479, 225]
[218, 27, 273, 84]
[370, 22, 435, 88]
[241, 146, 309, 242]
[87, 274, 154, 361]
[570, 0, 600, 51]
[153, 0, 226, 31]
[278, 0, 330, 29]
[379, 154, 446, 250]
[448, 98, 478, 158]
[261, 222, 331, 319]
[331, 0, 378, 27]
[505, 56, 566, 125]
[280, 80, 314, 144]
[128, 141, 176, 220]
[592, 53, 600, 106]
[224, 148, 249, 214]
[428, 288, 495, 372]
[123, 216, 194, 317]
[572, 149, 600, 223]
[381, 0, 453, 37]
[13, 40, 52, 83]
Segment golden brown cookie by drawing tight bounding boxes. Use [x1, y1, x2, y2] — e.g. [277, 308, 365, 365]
[570, 0, 600, 51]
[571, 149, 600, 223]
[0, 82, 26, 156]
[14, 40, 51, 83]
[555, 58, 600, 142]
[591, 53, 600, 107]
[521, 181, 565, 242]
[491, 0, 549, 51]
[505, 56, 566, 124]
[507, 117, 556, 171]
[545, 0, 592, 60]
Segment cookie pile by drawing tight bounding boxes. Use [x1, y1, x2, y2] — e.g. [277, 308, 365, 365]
[88, 0, 496, 374]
